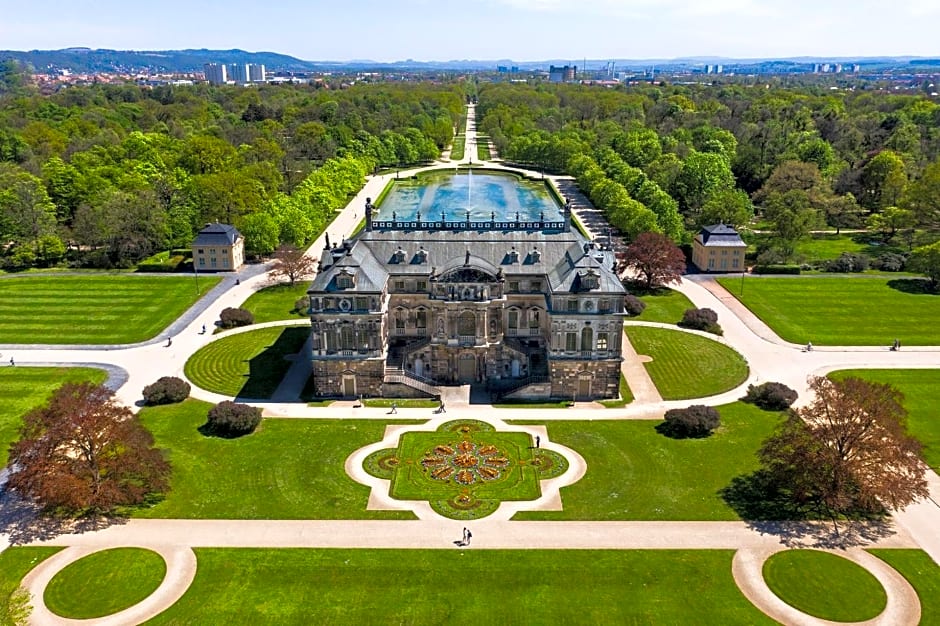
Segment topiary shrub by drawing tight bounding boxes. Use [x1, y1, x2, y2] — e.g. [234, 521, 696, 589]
[205, 401, 262, 437]
[292, 295, 310, 315]
[742, 381, 798, 411]
[219, 307, 254, 328]
[678, 307, 722, 335]
[823, 252, 869, 273]
[872, 252, 906, 272]
[657, 405, 721, 438]
[142, 376, 191, 405]
[623, 294, 646, 317]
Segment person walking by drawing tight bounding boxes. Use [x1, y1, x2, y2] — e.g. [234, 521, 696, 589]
[201, 324, 206, 334]
[9, 356, 14, 366]
[535, 435, 540, 449]
[389, 402, 397, 414]
[439, 400, 446, 414]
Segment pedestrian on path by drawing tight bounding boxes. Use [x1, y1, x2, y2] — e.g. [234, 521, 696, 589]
[201, 324, 206, 334]
[389, 402, 397, 414]
[465, 529, 472, 546]
[166, 336, 173, 347]
[535, 435, 540, 449]
[9, 356, 13, 366]
[437, 400, 446, 414]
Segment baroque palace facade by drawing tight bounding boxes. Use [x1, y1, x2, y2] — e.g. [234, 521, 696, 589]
[306, 200, 627, 401]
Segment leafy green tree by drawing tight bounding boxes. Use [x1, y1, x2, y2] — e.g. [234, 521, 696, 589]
[866, 206, 915, 243]
[859, 150, 907, 211]
[763, 189, 821, 258]
[900, 159, 940, 229]
[908, 241, 940, 290]
[673, 151, 735, 215]
[0, 163, 58, 245]
[699, 189, 753, 230]
[238, 212, 280, 256]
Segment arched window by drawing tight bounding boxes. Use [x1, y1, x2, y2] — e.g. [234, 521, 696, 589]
[581, 327, 593, 351]
[508, 309, 519, 329]
[458, 311, 476, 336]
[395, 308, 406, 329]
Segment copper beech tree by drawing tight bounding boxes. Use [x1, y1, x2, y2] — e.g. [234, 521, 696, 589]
[759, 376, 927, 519]
[7, 382, 170, 516]
[269, 243, 317, 286]
[617, 232, 686, 290]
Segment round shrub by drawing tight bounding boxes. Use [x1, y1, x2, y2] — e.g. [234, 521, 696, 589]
[742, 381, 798, 410]
[142, 376, 191, 405]
[823, 252, 869, 273]
[206, 401, 262, 437]
[219, 307, 254, 329]
[679, 307, 723, 335]
[872, 252, 906, 272]
[623, 294, 646, 317]
[659, 405, 721, 438]
[293, 295, 311, 314]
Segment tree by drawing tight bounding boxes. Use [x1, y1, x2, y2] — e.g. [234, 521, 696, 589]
[758, 376, 927, 520]
[7, 382, 170, 515]
[866, 206, 915, 243]
[269, 244, 317, 286]
[908, 241, 940, 290]
[142, 376, 191, 405]
[618, 232, 686, 290]
[901, 159, 940, 229]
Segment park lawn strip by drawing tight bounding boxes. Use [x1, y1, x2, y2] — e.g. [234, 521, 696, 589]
[184, 326, 308, 398]
[511, 403, 783, 521]
[0, 547, 62, 622]
[0, 275, 220, 344]
[0, 367, 107, 465]
[868, 550, 940, 626]
[363, 398, 438, 408]
[44, 548, 166, 619]
[762, 550, 887, 622]
[625, 326, 749, 400]
[830, 369, 940, 471]
[144, 549, 774, 625]
[716, 276, 940, 345]
[136, 399, 414, 520]
[632, 287, 696, 324]
[239, 283, 309, 323]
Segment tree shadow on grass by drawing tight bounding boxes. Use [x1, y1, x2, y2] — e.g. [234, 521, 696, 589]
[720, 471, 896, 549]
[887, 278, 938, 295]
[236, 326, 309, 399]
[654, 422, 714, 439]
[0, 489, 128, 545]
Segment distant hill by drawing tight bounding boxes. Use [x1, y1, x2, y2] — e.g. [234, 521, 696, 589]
[0, 48, 320, 74]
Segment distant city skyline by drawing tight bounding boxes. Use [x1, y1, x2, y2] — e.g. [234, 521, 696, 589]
[1, 0, 938, 63]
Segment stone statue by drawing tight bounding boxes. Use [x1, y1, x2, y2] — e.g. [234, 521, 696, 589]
[364, 198, 374, 231]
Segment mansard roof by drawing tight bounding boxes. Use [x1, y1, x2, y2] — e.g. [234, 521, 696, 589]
[696, 224, 746, 247]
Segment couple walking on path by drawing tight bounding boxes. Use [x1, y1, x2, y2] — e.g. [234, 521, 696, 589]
[454, 527, 472, 547]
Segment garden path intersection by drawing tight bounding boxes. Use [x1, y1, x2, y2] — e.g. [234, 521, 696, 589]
[2, 106, 940, 624]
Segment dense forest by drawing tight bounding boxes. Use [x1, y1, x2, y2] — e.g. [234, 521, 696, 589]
[0, 60, 463, 269]
[2, 57, 940, 272]
[476, 81, 940, 263]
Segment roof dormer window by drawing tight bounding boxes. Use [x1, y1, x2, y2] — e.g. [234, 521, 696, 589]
[531, 248, 541, 263]
[415, 247, 428, 263]
[508, 247, 519, 263]
[393, 247, 406, 263]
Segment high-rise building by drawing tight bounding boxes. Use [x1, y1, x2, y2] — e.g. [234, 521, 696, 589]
[548, 65, 576, 83]
[248, 64, 266, 82]
[227, 63, 249, 82]
[204, 63, 227, 85]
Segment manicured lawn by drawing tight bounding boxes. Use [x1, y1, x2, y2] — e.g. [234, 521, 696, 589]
[830, 369, 940, 471]
[45, 548, 166, 619]
[762, 549, 886, 621]
[631, 287, 696, 323]
[625, 326, 749, 400]
[145, 549, 774, 625]
[135, 399, 414, 519]
[0, 275, 220, 344]
[716, 276, 940, 345]
[363, 398, 438, 408]
[512, 403, 784, 521]
[0, 367, 107, 465]
[869, 550, 940, 626]
[449, 134, 465, 161]
[239, 283, 310, 323]
[0, 547, 61, 623]
[184, 326, 308, 398]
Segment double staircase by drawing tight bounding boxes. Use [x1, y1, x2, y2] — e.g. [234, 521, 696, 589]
[383, 366, 441, 397]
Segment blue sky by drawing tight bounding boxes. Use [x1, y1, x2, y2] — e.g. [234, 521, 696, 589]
[1, 0, 938, 62]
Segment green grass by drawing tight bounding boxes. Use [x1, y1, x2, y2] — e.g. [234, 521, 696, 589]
[493, 400, 573, 409]
[717, 276, 940, 345]
[869, 550, 940, 626]
[44, 548, 166, 619]
[512, 403, 783, 520]
[625, 327, 749, 400]
[0, 367, 107, 466]
[449, 134, 465, 161]
[239, 283, 310, 323]
[477, 139, 491, 161]
[599, 372, 634, 408]
[145, 549, 775, 625]
[135, 399, 414, 520]
[631, 287, 696, 323]
[184, 326, 308, 398]
[0, 275, 220, 344]
[363, 398, 438, 408]
[0, 547, 61, 624]
[762, 550, 887, 621]
[830, 369, 940, 471]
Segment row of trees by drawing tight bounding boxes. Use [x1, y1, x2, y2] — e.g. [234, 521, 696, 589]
[0, 65, 464, 268]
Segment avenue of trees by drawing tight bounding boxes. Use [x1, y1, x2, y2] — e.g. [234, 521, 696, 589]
[476, 80, 940, 267]
[0, 62, 463, 269]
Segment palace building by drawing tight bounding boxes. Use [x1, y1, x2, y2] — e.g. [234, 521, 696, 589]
[306, 178, 628, 401]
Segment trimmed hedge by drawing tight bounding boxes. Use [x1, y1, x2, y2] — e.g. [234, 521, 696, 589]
[752, 265, 801, 275]
[742, 382, 797, 411]
[219, 307, 254, 329]
[206, 401, 263, 437]
[142, 376, 191, 405]
[678, 308, 723, 335]
[624, 294, 647, 317]
[658, 405, 721, 438]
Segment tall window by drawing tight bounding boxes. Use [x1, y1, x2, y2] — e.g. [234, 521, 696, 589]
[528, 309, 540, 329]
[340, 326, 355, 349]
[581, 327, 593, 351]
[508, 310, 519, 329]
[565, 332, 577, 351]
[567, 299, 578, 312]
[416, 309, 427, 329]
[597, 333, 608, 350]
[395, 309, 405, 329]
[458, 311, 476, 336]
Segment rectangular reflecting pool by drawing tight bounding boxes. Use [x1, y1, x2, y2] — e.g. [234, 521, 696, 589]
[377, 171, 564, 223]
